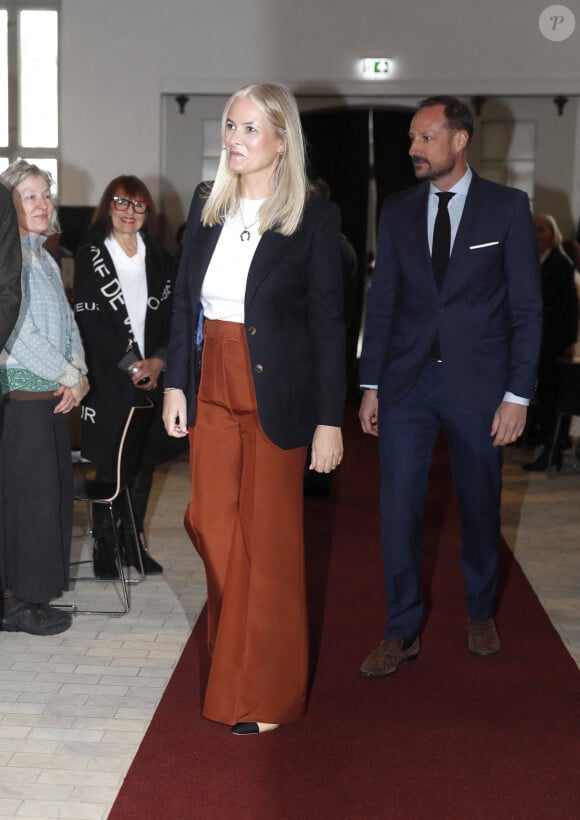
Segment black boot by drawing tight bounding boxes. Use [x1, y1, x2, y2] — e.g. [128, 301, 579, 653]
[118, 468, 163, 575]
[92, 540, 120, 579]
[118, 528, 163, 574]
[91, 505, 120, 579]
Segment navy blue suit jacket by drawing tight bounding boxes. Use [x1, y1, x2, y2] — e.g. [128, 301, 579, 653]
[165, 185, 346, 449]
[360, 172, 542, 413]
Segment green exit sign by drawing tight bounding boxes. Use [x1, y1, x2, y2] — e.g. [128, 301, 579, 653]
[361, 58, 392, 77]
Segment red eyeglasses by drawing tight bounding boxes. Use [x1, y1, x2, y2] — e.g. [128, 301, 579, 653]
[112, 196, 150, 214]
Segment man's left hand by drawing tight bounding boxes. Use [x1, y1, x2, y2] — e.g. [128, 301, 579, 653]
[490, 401, 527, 447]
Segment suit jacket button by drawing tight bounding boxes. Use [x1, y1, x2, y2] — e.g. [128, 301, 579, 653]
[248, 326, 257, 335]
[254, 364, 263, 374]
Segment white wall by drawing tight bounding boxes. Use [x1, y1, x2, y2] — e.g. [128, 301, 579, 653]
[468, 96, 580, 237]
[60, 0, 580, 233]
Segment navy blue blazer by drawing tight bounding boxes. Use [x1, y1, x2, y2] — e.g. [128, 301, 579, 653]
[360, 172, 543, 413]
[165, 185, 346, 449]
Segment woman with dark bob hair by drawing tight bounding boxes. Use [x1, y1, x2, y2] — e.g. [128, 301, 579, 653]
[74, 175, 184, 579]
[0, 160, 89, 635]
[163, 83, 346, 735]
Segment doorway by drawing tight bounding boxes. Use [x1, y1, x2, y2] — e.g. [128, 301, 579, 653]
[300, 106, 416, 381]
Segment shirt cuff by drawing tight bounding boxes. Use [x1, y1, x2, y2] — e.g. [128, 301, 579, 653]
[503, 391, 529, 406]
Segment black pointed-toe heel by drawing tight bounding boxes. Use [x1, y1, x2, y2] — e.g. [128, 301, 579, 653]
[231, 722, 259, 735]
[230, 722, 280, 736]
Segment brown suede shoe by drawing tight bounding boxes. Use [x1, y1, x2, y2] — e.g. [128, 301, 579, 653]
[468, 617, 501, 656]
[360, 636, 420, 678]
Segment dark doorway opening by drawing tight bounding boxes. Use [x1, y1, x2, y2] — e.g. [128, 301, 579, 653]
[301, 107, 417, 388]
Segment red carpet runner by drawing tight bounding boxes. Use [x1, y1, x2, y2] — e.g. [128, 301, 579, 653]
[110, 407, 580, 819]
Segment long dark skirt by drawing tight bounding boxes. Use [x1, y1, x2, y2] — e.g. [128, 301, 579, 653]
[0, 396, 72, 602]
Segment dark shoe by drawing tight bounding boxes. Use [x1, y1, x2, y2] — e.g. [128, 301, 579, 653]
[119, 529, 163, 575]
[522, 448, 562, 472]
[1, 603, 72, 635]
[135, 549, 163, 575]
[360, 636, 420, 678]
[93, 540, 120, 580]
[468, 617, 501, 656]
[558, 434, 573, 451]
[230, 722, 280, 735]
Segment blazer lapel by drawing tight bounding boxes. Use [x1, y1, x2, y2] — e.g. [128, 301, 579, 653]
[244, 229, 288, 311]
[190, 220, 284, 313]
[191, 222, 222, 298]
[402, 183, 435, 288]
[449, 172, 482, 263]
[412, 184, 431, 265]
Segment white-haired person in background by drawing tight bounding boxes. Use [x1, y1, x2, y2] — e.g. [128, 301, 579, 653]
[523, 213, 578, 471]
[0, 160, 89, 635]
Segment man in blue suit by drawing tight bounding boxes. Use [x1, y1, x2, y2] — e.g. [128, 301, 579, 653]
[359, 96, 542, 676]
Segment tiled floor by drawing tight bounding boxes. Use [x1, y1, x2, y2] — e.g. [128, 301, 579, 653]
[0, 455, 206, 819]
[501, 441, 580, 667]
[0, 443, 579, 819]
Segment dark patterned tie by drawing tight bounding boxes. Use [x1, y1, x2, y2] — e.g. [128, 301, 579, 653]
[432, 191, 455, 288]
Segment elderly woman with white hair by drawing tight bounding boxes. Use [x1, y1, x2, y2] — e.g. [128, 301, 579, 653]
[523, 213, 578, 471]
[0, 160, 89, 635]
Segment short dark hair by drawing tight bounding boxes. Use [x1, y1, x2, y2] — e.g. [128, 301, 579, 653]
[90, 175, 157, 239]
[418, 95, 474, 143]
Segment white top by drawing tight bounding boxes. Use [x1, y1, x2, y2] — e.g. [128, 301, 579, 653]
[201, 198, 263, 323]
[105, 233, 147, 357]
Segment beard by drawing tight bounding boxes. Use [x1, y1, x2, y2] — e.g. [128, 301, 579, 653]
[411, 153, 456, 182]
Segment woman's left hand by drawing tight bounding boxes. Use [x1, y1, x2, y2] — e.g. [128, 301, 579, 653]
[53, 373, 90, 414]
[130, 357, 164, 391]
[309, 425, 343, 473]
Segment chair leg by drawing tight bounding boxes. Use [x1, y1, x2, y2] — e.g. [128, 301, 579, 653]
[547, 414, 564, 476]
[123, 487, 146, 583]
[63, 501, 131, 616]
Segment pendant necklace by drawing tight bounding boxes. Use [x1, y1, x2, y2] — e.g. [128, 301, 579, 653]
[239, 205, 260, 242]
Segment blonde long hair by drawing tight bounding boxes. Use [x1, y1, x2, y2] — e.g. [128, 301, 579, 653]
[201, 83, 307, 236]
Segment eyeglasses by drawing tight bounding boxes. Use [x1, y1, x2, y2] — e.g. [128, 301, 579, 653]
[112, 196, 150, 214]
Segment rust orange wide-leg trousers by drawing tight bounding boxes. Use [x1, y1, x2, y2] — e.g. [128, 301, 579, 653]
[185, 319, 308, 726]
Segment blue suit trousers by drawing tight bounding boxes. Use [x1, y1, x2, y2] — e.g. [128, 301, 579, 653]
[378, 360, 503, 639]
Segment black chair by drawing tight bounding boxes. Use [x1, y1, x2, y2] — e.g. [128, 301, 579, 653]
[66, 401, 154, 615]
[546, 360, 580, 475]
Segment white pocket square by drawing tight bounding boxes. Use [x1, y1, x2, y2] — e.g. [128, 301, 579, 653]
[469, 241, 500, 250]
